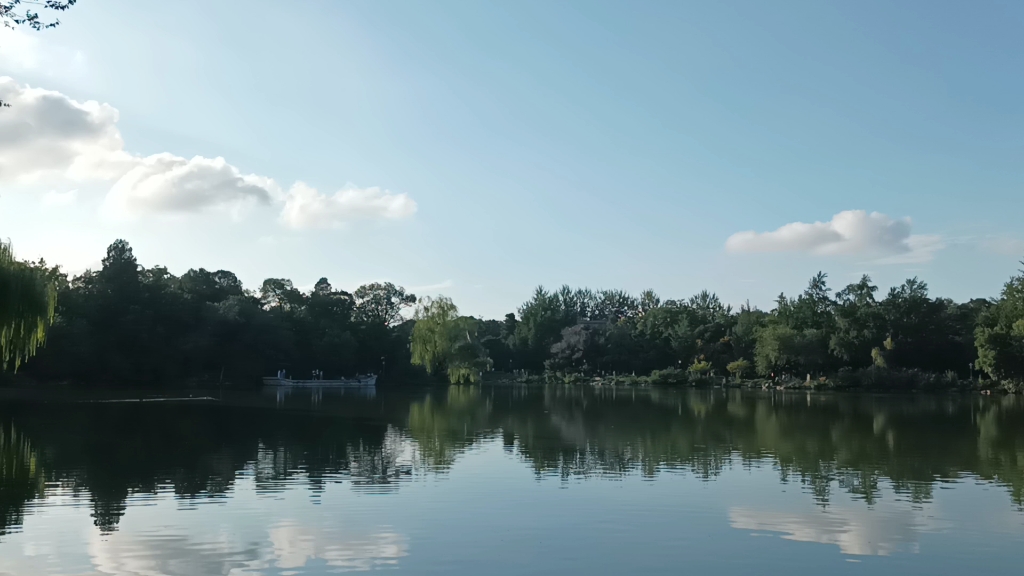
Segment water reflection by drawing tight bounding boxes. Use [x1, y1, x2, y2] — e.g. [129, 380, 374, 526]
[407, 386, 494, 470]
[729, 500, 941, 556]
[0, 424, 44, 536]
[406, 386, 1024, 507]
[0, 386, 1023, 572]
[82, 519, 408, 575]
[266, 522, 408, 571]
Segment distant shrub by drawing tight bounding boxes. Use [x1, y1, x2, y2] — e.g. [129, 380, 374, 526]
[726, 359, 751, 379]
[648, 367, 688, 386]
[688, 360, 712, 374]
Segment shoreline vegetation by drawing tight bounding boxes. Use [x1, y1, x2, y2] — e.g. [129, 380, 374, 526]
[2, 239, 1023, 393]
[481, 368, 996, 393]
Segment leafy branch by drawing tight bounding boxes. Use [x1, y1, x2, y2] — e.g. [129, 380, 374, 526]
[0, 1, 78, 106]
[1, 0, 78, 30]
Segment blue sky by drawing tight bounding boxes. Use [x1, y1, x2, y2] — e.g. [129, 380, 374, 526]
[1, 0, 1022, 317]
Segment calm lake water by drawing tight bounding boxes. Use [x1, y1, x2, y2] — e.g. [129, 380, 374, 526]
[1, 385, 1023, 575]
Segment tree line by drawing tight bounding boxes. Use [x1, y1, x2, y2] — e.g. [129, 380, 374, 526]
[3, 239, 421, 386]
[1, 238, 1023, 389]
[412, 266, 1024, 390]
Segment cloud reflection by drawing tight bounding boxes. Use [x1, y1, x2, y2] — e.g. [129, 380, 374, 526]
[269, 522, 408, 572]
[729, 502, 942, 556]
[83, 519, 408, 575]
[88, 531, 261, 576]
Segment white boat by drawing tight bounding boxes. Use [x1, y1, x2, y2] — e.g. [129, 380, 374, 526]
[262, 374, 377, 388]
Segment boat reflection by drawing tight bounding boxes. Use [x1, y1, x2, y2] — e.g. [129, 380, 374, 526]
[264, 384, 377, 407]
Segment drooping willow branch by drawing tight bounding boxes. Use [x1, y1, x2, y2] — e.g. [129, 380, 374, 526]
[411, 296, 492, 384]
[0, 240, 56, 371]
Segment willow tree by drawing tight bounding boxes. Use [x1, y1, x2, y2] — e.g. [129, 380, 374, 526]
[0, 241, 56, 371]
[411, 296, 492, 384]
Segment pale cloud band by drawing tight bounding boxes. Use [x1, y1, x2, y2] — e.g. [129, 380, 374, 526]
[281, 183, 417, 229]
[725, 210, 944, 264]
[0, 77, 416, 227]
[42, 189, 79, 207]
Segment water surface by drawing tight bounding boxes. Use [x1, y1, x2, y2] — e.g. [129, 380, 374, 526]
[1, 386, 1023, 575]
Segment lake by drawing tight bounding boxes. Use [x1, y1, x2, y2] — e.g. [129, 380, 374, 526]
[1, 385, 1023, 575]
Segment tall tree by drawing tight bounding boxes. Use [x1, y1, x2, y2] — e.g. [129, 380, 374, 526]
[354, 282, 417, 327]
[547, 323, 607, 374]
[259, 278, 303, 310]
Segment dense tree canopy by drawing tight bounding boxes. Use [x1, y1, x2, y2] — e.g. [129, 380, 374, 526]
[354, 282, 417, 327]
[975, 264, 1024, 385]
[470, 269, 1009, 388]
[6, 237, 1022, 390]
[15, 240, 418, 386]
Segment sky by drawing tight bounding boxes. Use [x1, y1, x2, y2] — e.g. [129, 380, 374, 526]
[1, 0, 1022, 318]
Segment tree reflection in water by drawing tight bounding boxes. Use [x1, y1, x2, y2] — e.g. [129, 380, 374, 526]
[0, 423, 44, 536]
[1, 386, 1023, 536]
[406, 386, 1024, 507]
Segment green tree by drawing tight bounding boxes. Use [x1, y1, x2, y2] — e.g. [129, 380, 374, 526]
[547, 323, 607, 374]
[259, 278, 304, 310]
[830, 275, 883, 366]
[688, 359, 712, 377]
[755, 323, 821, 376]
[726, 358, 751, 379]
[0, 241, 56, 371]
[411, 296, 492, 383]
[871, 336, 895, 368]
[512, 286, 576, 371]
[975, 264, 1024, 385]
[180, 269, 245, 303]
[354, 282, 417, 327]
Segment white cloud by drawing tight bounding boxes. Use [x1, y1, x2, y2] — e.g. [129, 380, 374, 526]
[41, 189, 78, 207]
[280, 182, 417, 229]
[0, 77, 129, 182]
[0, 78, 274, 218]
[0, 78, 415, 224]
[103, 153, 277, 218]
[725, 210, 944, 264]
